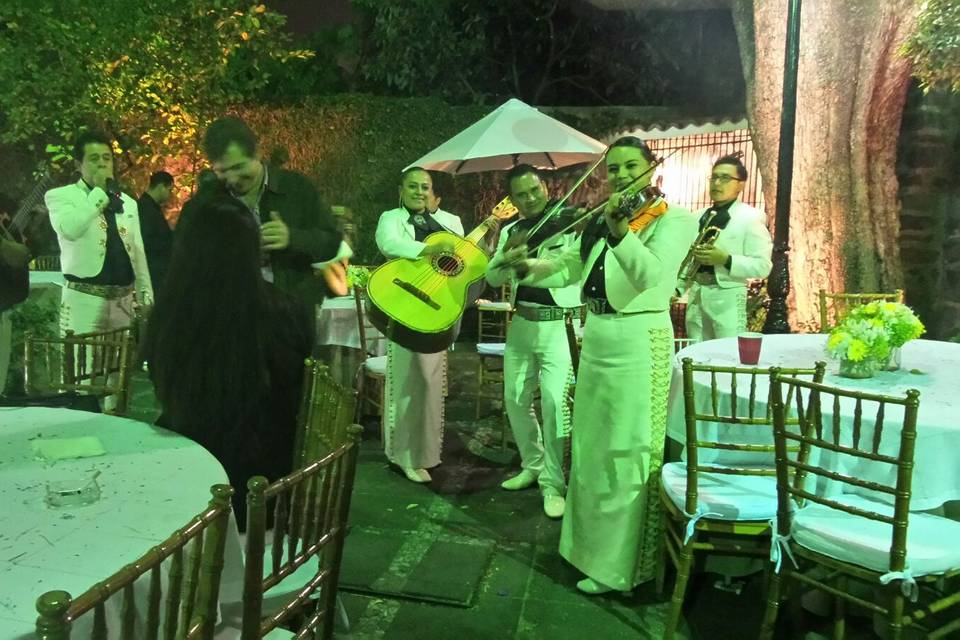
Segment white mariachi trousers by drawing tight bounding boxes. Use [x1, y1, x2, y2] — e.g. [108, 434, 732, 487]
[60, 286, 135, 337]
[685, 282, 748, 342]
[502, 314, 573, 496]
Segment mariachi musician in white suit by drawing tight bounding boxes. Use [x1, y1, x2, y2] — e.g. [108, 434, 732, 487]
[45, 130, 153, 337]
[682, 154, 772, 341]
[485, 164, 580, 520]
[491, 137, 698, 595]
[374, 167, 463, 484]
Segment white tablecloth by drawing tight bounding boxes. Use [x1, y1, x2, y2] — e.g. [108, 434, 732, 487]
[0, 407, 243, 638]
[316, 295, 385, 355]
[28, 271, 65, 288]
[666, 335, 960, 511]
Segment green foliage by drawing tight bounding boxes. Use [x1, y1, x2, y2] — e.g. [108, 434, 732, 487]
[4, 296, 60, 396]
[349, 1, 744, 108]
[903, 0, 960, 93]
[0, 0, 311, 188]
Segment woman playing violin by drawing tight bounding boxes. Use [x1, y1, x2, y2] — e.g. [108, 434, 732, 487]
[490, 136, 698, 594]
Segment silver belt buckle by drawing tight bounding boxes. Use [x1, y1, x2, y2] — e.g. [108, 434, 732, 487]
[586, 298, 607, 315]
[694, 272, 718, 286]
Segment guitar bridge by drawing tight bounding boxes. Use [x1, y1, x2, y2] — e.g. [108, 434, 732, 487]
[393, 278, 441, 310]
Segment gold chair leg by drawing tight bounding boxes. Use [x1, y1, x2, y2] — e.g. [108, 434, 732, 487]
[663, 539, 695, 640]
[832, 576, 847, 640]
[759, 570, 783, 640]
[886, 590, 905, 640]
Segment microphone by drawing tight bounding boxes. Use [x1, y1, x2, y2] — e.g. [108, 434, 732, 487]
[103, 178, 124, 214]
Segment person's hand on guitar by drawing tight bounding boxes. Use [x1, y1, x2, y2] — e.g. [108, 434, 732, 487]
[419, 237, 458, 257]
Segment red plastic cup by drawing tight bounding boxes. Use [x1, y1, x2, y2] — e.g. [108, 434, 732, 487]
[738, 332, 763, 365]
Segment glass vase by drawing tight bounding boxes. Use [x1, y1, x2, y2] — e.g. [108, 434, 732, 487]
[838, 358, 877, 379]
[883, 347, 902, 371]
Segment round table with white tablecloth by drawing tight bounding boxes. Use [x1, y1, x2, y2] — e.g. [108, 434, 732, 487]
[666, 335, 960, 511]
[0, 407, 244, 639]
[315, 294, 386, 386]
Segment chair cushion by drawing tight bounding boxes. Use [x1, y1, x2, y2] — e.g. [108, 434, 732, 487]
[792, 495, 960, 577]
[363, 355, 387, 375]
[660, 461, 779, 521]
[477, 342, 506, 357]
[477, 302, 512, 311]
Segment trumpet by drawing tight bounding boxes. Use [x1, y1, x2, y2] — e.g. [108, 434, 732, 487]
[677, 211, 723, 291]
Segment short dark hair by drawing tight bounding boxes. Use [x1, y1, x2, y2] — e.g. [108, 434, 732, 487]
[74, 130, 112, 162]
[608, 136, 656, 165]
[505, 164, 542, 193]
[149, 171, 174, 188]
[713, 154, 748, 181]
[203, 117, 258, 161]
[399, 166, 431, 185]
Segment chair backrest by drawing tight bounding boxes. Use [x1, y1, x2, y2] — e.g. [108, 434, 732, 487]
[352, 287, 383, 360]
[477, 304, 511, 344]
[242, 425, 363, 640]
[818, 289, 905, 331]
[24, 327, 134, 414]
[30, 255, 61, 272]
[35, 485, 234, 640]
[680, 358, 827, 517]
[769, 376, 921, 574]
[670, 299, 688, 340]
[293, 358, 359, 467]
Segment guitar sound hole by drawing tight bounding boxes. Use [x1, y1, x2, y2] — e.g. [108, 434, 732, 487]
[432, 253, 464, 276]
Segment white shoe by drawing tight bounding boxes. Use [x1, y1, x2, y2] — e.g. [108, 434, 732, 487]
[543, 494, 565, 519]
[401, 467, 431, 483]
[576, 578, 615, 595]
[500, 469, 539, 491]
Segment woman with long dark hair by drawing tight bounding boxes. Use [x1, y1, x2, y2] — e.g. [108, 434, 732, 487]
[142, 195, 313, 522]
[490, 136, 698, 594]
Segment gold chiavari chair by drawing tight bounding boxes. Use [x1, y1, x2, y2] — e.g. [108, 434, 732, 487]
[24, 327, 134, 415]
[658, 358, 826, 640]
[353, 287, 386, 434]
[818, 288, 904, 331]
[475, 288, 512, 448]
[238, 424, 363, 640]
[29, 254, 61, 271]
[34, 485, 234, 640]
[760, 377, 960, 640]
[292, 358, 359, 468]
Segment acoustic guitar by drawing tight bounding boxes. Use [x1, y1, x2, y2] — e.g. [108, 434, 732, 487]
[1, 172, 55, 312]
[366, 198, 518, 353]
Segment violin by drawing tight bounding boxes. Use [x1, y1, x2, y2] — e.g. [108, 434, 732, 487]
[611, 184, 669, 232]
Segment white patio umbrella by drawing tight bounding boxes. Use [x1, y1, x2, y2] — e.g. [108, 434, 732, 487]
[407, 98, 606, 174]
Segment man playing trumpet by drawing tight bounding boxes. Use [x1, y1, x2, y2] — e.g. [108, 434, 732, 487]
[681, 154, 772, 341]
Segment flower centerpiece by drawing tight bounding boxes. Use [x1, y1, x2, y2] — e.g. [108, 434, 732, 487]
[346, 265, 371, 291]
[826, 301, 924, 377]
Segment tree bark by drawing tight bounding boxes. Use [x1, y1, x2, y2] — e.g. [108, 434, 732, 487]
[588, 0, 919, 329]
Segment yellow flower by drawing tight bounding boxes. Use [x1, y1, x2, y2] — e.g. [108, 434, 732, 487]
[847, 340, 868, 362]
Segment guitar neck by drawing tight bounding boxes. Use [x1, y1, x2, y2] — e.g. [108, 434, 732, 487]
[9, 175, 53, 234]
[465, 215, 497, 245]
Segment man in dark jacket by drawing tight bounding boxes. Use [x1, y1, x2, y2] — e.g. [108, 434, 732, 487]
[179, 117, 342, 310]
[137, 171, 174, 300]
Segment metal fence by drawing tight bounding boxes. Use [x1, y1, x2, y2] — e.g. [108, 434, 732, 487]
[647, 129, 765, 214]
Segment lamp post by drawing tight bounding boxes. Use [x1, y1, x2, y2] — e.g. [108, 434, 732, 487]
[763, 0, 802, 334]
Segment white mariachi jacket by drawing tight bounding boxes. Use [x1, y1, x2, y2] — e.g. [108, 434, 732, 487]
[520, 206, 698, 314]
[375, 207, 464, 260]
[485, 218, 581, 309]
[693, 200, 773, 289]
[45, 180, 153, 302]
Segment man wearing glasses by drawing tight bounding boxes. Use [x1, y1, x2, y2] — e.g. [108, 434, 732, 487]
[683, 154, 772, 341]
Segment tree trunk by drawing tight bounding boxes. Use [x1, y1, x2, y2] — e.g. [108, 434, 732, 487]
[732, 0, 918, 329]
